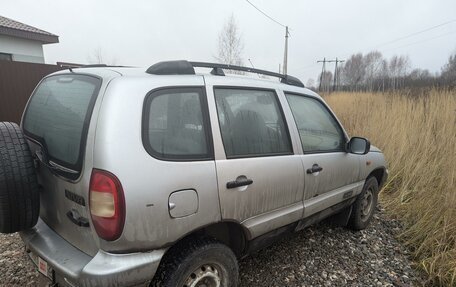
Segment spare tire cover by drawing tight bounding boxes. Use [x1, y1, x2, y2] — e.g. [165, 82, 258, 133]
[0, 122, 39, 233]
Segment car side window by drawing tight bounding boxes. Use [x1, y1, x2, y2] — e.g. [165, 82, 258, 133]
[285, 93, 346, 153]
[143, 87, 212, 160]
[214, 88, 292, 158]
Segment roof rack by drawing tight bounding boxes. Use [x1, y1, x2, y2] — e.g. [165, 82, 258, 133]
[146, 60, 304, 88]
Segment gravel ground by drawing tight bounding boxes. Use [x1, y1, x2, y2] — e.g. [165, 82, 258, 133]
[0, 233, 43, 287]
[239, 209, 423, 287]
[0, 209, 422, 287]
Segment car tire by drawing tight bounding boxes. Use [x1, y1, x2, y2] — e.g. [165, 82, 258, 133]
[347, 177, 378, 230]
[150, 237, 239, 287]
[0, 122, 40, 234]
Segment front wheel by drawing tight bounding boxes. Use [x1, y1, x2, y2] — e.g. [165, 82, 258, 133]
[150, 237, 239, 287]
[347, 177, 379, 230]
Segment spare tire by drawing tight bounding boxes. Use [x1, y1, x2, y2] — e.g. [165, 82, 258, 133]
[0, 122, 40, 233]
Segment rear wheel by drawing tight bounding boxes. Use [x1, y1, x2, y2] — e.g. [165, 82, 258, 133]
[150, 237, 238, 287]
[347, 177, 378, 230]
[0, 122, 40, 233]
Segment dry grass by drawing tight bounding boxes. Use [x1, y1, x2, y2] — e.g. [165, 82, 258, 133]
[324, 90, 456, 286]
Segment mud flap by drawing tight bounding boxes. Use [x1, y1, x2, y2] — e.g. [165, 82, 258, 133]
[324, 205, 353, 227]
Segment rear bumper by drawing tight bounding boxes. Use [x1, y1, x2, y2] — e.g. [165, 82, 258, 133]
[20, 218, 166, 287]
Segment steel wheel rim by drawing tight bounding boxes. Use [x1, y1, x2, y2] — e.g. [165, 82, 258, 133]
[184, 264, 221, 287]
[360, 188, 374, 220]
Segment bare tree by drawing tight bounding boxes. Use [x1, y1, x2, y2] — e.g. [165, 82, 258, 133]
[335, 49, 456, 91]
[338, 52, 416, 91]
[215, 15, 244, 68]
[318, 71, 333, 93]
[340, 53, 365, 91]
[364, 51, 383, 90]
[409, 68, 431, 80]
[441, 51, 456, 86]
[389, 55, 410, 90]
[379, 59, 389, 92]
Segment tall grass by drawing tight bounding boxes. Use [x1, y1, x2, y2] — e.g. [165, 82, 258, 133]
[324, 90, 456, 286]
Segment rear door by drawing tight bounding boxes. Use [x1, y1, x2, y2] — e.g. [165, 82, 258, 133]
[205, 80, 304, 240]
[22, 73, 105, 256]
[284, 92, 362, 218]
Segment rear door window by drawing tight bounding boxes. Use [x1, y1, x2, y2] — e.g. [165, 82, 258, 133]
[23, 74, 101, 175]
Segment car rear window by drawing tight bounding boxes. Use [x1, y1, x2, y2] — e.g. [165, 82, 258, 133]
[23, 74, 101, 175]
[142, 87, 213, 161]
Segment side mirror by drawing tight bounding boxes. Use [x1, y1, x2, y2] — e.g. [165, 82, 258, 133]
[347, 137, 371, 155]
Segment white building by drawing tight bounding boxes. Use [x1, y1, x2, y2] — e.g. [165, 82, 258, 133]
[0, 15, 58, 64]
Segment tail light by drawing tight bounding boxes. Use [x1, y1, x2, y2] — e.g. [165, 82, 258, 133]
[89, 169, 125, 241]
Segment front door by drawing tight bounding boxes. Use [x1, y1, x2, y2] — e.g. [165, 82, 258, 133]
[284, 92, 362, 218]
[206, 83, 304, 239]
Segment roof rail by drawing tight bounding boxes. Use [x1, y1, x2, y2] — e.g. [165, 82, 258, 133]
[82, 64, 109, 68]
[146, 60, 304, 88]
[77, 64, 133, 68]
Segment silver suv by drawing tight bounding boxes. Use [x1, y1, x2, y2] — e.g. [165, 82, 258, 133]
[0, 61, 387, 287]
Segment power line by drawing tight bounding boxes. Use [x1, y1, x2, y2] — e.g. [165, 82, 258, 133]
[244, 0, 290, 74]
[373, 19, 456, 50]
[308, 29, 456, 88]
[305, 30, 456, 86]
[337, 28, 456, 62]
[299, 18, 456, 75]
[245, 0, 287, 28]
[317, 58, 345, 92]
[341, 18, 456, 58]
[381, 29, 456, 53]
[294, 18, 456, 80]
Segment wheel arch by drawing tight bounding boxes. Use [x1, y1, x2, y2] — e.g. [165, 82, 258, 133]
[163, 221, 249, 259]
[367, 167, 387, 189]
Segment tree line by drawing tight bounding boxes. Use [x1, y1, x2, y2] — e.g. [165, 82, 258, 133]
[213, 15, 455, 92]
[317, 51, 456, 92]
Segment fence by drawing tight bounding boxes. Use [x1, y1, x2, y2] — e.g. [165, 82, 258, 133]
[0, 60, 64, 123]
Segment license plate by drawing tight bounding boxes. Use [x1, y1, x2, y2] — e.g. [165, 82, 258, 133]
[38, 256, 48, 277]
[27, 250, 52, 280]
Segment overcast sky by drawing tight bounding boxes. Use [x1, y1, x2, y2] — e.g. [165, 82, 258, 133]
[2, 0, 456, 83]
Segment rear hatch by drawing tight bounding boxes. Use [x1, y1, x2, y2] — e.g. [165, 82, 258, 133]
[22, 73, 102, 256]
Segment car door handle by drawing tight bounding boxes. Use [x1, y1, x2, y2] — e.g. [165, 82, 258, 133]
[307, 164, 323, 174]
[226, 175, 253, 189]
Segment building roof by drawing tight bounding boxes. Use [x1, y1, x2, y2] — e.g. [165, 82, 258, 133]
[0, 15, 59, 44]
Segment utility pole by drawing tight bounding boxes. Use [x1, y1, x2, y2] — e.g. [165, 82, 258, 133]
[317, 57, 345, 92]
[333, 58, 345, 91]
[244, 0, 290, 75]
[282, 26, 289, 75]
[317, 58, 326, 91]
